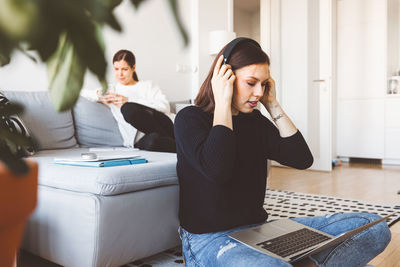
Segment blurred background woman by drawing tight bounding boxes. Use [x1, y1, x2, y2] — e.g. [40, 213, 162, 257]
[97, 49, 175, 152]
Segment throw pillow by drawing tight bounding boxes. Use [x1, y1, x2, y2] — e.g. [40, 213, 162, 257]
[72, 97, 124, 147]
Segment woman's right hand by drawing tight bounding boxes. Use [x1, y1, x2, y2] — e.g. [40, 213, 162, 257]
[211, 55, 236, 108]
[97, 90, 114, 104]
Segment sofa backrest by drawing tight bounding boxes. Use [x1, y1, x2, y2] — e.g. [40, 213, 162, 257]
[3, 90, 191, 150]
[169, 99, 191, 114]
[2, 90, 125, 149]
[2, 90, 78, 150]
[72, 97, 124, 147]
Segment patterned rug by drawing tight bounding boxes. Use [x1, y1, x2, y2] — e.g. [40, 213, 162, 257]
[264, 189, 400, 226]
[122, 189, 400, 267]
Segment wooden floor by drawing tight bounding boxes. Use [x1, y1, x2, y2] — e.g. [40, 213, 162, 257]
[268, 162, 400, 267]
[18, 162, 400, 266]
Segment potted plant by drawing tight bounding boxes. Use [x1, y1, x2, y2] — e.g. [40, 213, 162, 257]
[0, 100, 38, 267]
[0, 1, 187, 266]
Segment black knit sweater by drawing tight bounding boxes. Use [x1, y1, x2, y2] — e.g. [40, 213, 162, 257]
[174, 106, 313, 234]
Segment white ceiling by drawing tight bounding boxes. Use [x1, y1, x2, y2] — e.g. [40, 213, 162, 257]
[234, 0, 260, 13]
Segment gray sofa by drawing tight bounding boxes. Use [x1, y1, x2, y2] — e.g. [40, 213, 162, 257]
[3, 90, 184, 267]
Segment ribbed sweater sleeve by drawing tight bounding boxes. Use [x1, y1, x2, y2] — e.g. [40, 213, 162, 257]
[260, 114, 314, 169]
[174, 106, 236, 184]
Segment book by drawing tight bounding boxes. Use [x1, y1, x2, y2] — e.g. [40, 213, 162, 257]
[54, 157, 147, 167]
[54, 154, 140, 162]
[89, 147, 139, 152]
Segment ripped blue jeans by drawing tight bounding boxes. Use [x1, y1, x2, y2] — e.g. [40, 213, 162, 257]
[179, 213, 391, 267]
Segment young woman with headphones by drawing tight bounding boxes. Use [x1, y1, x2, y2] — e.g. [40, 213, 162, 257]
[174, 38, 391, 267]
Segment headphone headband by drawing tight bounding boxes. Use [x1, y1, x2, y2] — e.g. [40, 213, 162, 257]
[222, 37, 261, 65]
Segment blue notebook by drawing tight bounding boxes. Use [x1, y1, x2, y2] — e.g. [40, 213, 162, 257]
[54, 157, 147, 167]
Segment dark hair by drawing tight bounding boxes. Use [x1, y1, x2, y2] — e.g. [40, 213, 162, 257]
[195, 40, 270, 113]
[113, 49, 139, 81]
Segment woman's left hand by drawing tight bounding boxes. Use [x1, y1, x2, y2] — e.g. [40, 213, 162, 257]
[260, 70, 278, 109]
[107, 92, 128, 107]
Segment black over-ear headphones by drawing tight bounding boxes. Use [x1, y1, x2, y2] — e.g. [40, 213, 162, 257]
[222, 37, 261, 65]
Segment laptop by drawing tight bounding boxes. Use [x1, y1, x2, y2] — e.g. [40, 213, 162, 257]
[229, 213, 394, 263]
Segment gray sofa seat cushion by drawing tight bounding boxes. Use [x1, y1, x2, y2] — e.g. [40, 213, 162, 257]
[2, 90, 77, 150]
[72, 97, 123, 147]
[29, 148, 178, 196]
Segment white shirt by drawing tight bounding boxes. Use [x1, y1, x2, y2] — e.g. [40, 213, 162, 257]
[81, 80, 174, 147]
[115, 81, 171, 115]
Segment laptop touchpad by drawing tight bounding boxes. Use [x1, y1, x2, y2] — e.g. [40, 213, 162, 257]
[253, 223, 288, 238]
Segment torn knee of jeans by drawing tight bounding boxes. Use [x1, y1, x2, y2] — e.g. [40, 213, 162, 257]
[217, 241, 237, 259]
[325, 213, 340, 218]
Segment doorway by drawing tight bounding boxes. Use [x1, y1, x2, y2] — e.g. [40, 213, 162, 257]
[268, 0, 335, 171]
[233, 0, 261, 43]
[232, 0, 335, 171]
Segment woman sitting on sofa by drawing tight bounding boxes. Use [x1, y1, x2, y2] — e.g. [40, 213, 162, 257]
[97, 49, 176, 153]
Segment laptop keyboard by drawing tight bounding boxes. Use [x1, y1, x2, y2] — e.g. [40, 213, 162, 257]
[256, 228, 331, 258]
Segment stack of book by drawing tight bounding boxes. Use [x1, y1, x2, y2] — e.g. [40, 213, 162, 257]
[54, 155, 147, 167]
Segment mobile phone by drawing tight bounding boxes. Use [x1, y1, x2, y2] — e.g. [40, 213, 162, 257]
[102, 83, 115, 96]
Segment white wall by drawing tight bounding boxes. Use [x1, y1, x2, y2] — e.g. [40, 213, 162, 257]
[195, 0, 231, 97]
[0, 0, 193, 102]
[337, 0, 386, 100]
[0, 52, 48, 91]
[398, 0, 400, 70]
[336, 0, 386, 159]
[387, 0, 399, 77]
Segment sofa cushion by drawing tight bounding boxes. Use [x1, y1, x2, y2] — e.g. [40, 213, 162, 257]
[169, 100, 191, 114]
[2, 91, 77, 150]
[72, 97, 124, 147]
[29, 148, 178, 196]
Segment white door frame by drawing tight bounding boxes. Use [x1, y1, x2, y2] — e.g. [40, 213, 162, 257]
[260, 0, 281, 102]
[263, 0, 335, 171]
[313, 0, 334, 171]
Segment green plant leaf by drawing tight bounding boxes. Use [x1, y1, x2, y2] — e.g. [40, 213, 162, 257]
[167, 0, 188, 46]
[27, 0, 66, 62]
[86, 0, 122, 31]
[129, 0, 147, 9]
[0, 30, 14, 66]
[128, 0, 188, 46]
[29, 0, 114, 62]
[47, 33, 86, 112]
[0, 54, 10, 66]
[94, 23, 106, 50]
[104, 13, 122, 31]
[0, 0, 39, 40]
[32, 0, 108, 111]
[107, 0, 123, 9]
[68, 21, 107, 82]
